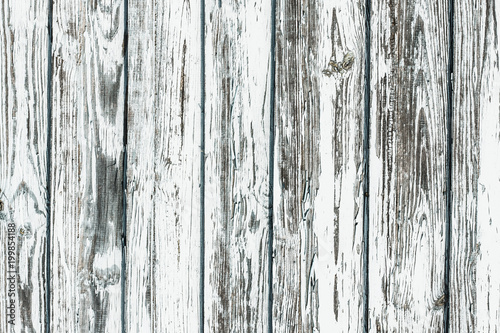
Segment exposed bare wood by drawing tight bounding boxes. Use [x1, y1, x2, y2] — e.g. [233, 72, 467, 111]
[450, 0, 500, 331]
[0, 0, 48, 331]
[50, 0, 125, 330]
[204, 0, 271, 331]
[368, 0, 449, 330]
[273, 0, 366, 331]
[125, 0, 201, 331]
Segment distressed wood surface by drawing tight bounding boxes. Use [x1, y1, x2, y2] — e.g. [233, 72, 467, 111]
[450, 0, 500, 331]
[50, 0, 125, 331]
[0, 0, 48, 331]
[5, 0, 500, 331]
[272, 0, 366, 331]
[368, 0, 449, 331]
[204, 0, 271, 331]
[125, 0, 201, 331]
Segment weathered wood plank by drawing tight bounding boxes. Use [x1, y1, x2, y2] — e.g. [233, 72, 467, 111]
[0, 0, 48, 331]
[273, 0, 366, 331]
[204, 0, 271, 331]
[368, 0, 449, 330]
[125, 0, 201, 331]
[50, 0, 125, 331]
[450, 1, 500, 331]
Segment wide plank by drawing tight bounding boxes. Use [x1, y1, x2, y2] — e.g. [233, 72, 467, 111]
[368, 0, 449, 330]
[450, 0, 500, 331]
[125, 0, 201, 331]
[204, 0, 271, 331]
[50, 0, 125, 331]
[273, 0, 366, 331]
[0, 0, 48, 331]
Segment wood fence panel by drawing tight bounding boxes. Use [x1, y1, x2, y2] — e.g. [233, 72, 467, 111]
[273, 0, 366, 331]
[126, 0, 201, 331]
[368, 0, 449, 331]
[450, 0, 500, 331]
[204, 1, 271, 331]
[0, 0, 48, 331]
[7, 1, 500, 332]
[50, 0, 125, 331]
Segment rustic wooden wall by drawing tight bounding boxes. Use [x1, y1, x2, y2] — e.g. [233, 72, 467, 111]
[1, 0, 500, 332]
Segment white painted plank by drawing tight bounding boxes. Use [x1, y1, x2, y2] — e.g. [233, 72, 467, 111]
[450, 1, 500, 331]
[50, 0, 125, 331]
[368, 0, 449, 330]
[0, 0, 48, 331]
[126, 0, 201, 331]
[273, 0, 366, 331]
[204, 0, 271, 331]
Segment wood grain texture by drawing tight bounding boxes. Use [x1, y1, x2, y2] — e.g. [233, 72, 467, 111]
[272, 0, 366, 331]
[125, 0, 201, 331]
[368, 0, 449, 331]
[450, 0, 500, 331]
[0, 0, 48, 331]
[204, 0, 271, 331]
[50, 0, 125, 331]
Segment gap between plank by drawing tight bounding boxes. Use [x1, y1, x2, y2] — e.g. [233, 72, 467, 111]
[200, 0, 206, 331]
[121, 0, 129, 331]
[45, 0, 53, 331]
[362, 0, 371, 332]
[268, 0, 277, 332]
[444, 0, 454, 330]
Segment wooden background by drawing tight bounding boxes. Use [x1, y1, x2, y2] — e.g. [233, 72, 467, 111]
[1, 0, 499, 332]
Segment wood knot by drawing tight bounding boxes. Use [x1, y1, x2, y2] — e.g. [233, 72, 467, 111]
[323, 51, 355, 76]
[92, 264, 121, 290]
[434, 294, 446, 308]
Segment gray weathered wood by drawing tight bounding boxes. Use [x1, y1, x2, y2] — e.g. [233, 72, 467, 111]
[450, 0, 500, 331]
[204, 0, 271, 331]
[125, 0, 201, 331]
[273, 0, 366, 331]
[6, 1, 500, 331]
[368, 0, 449, 330]
[0, 0, 48, 331]
[50, 0, 125, 330]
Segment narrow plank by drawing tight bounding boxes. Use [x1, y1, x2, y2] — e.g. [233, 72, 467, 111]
[450, 1, 500, 331]
[272, 0, 366, 331]
[368, 0, 449, 330]
[204, 0, 271, 331]
[0, 0, 48, 331]
[125, 0, 201, 331]
[50, 0, 125, 331]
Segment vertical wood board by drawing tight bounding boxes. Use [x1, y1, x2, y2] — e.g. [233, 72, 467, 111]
[0, 0, 48, 331]
[204, 0, 271, 331]
[368, 0, 449, 330]
[126, 0, 201, 331]
[50, 0, 125, 331]
[450, 0, 500, 331]
[273, 0, 366, 331]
